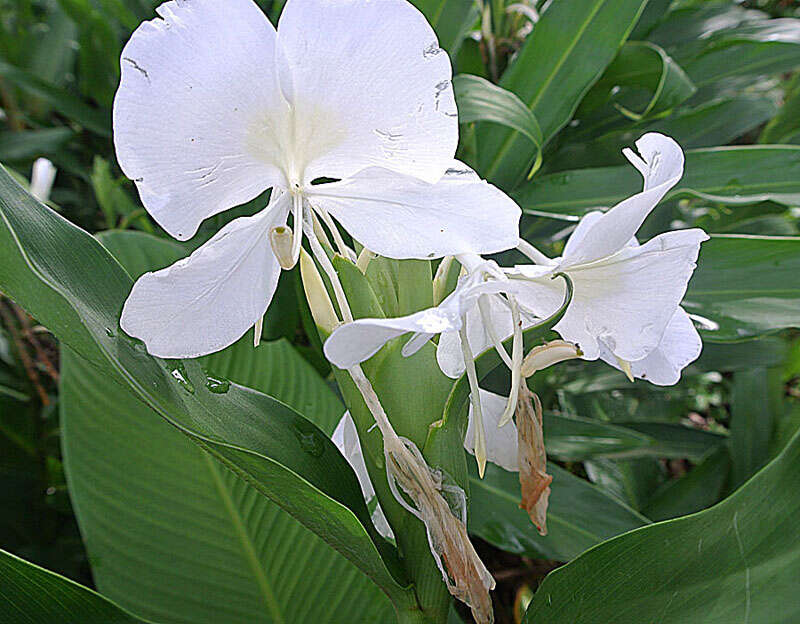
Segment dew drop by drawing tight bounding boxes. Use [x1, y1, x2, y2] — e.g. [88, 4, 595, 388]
[205, 375, 230, 394]
[170, 362, 195, 394]
[105, 327, 115, 338]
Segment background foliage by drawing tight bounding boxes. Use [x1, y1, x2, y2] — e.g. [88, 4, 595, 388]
[1, 0, 799, 622]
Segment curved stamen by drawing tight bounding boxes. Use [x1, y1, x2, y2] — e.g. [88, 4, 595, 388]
[290, 192, 304, 267]
[459, 325, 486, 478]
[499, 296, 523, 427]
[477, 294, 513, 369]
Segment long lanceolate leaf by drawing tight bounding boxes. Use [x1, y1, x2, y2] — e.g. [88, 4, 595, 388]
[0, 548, 152, 624]
[61, 232, 393, 624]
[524, 428, 800, 624]
[476, 0, 648, 189]
[514, 145, 800, 217]
[0, 165, 414, 607]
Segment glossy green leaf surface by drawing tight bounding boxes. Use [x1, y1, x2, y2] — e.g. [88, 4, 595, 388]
[477, 0, 647, 188]
[0, 165, 411, 604]
[581, 41, 695, 121]
[684, 235, 800, 341]
[515, 146, 800, 216]
[524, 429, 800, 623]
[61, 232, 393, 624]
[454, 74, 542, 156]
[0, 548, 151, 624]
[468, 462, 648, 562]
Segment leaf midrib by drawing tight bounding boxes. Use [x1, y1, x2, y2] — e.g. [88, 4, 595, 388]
[203, 453, 285, 624]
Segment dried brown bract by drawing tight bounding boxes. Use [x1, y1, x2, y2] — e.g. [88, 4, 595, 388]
[516, 385, 552, 536]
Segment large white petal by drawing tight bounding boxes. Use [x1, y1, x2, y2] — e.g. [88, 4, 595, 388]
[120, 194, 290, 358]
[561, 133, 684, 266]
[277, 0, 457, 184]
[308, 164, 521, 260]
[114, 0, 289, 240]
[323, 304, 462, 370]
[465, 390, 519, 472]
[600, 307, 702, 385]
[516, 229, 708, 361]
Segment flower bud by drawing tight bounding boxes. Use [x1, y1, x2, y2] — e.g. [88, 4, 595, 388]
[299, 249, 338, 334]
[520, 340, 582, 378]
[269, 225, 297, 270]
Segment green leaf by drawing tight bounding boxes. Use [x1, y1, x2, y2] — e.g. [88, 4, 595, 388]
[454, 74, 543, 169]
[760, 73, 800, 144]
[545, 416, 725, 462]
[524, 429, 800, 624]
[515, 146, 800, 217]
[411, 0, 477, 55]
[642, 447, 731, 521]
[468, 462, 648, 562]
[0, 164, 413, 605]
[0, 127, 74, 162]
[61, 230, 393, 623]
[729, 367, 783, 488]
[476, 0, 648, 188]
[581, 42, 696, 121]
[0, 548, 151, 623]
[0, 60, 110, 137]
[684, 235, 800, 341]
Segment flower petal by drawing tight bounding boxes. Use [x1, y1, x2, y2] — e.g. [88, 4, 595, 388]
[114, 0, 289, 240]
[465, 390, 519, 472]
[308, 164, 521, 259]
[600, 307, 702, 385]
[120, 193, 290, 358]
[561, 133, 684, 266]
[323, 306, 462, 369]
[332, 412, 394, 539]
[277, 0, 457, 184]
[516, 228, 708, 361]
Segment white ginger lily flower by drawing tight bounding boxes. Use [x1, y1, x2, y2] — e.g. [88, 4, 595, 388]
[324, 259, 535, 477]
[436, 133, 707, 386]
[506, 132, 708, 382]
[115, 0, 520, 358]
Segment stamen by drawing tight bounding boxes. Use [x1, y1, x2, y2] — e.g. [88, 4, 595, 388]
[477, 295, 513, 369]
[498, 297, 523, 427]
[459, 325, 486, 478]
[303, 210, 354, 323]
[316, 203, 357, 262]
[290, 192, 304, 268]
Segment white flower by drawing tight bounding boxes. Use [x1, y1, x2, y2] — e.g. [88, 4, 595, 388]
[115, 0, 520, 358]
[508, 133, 708, 379]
